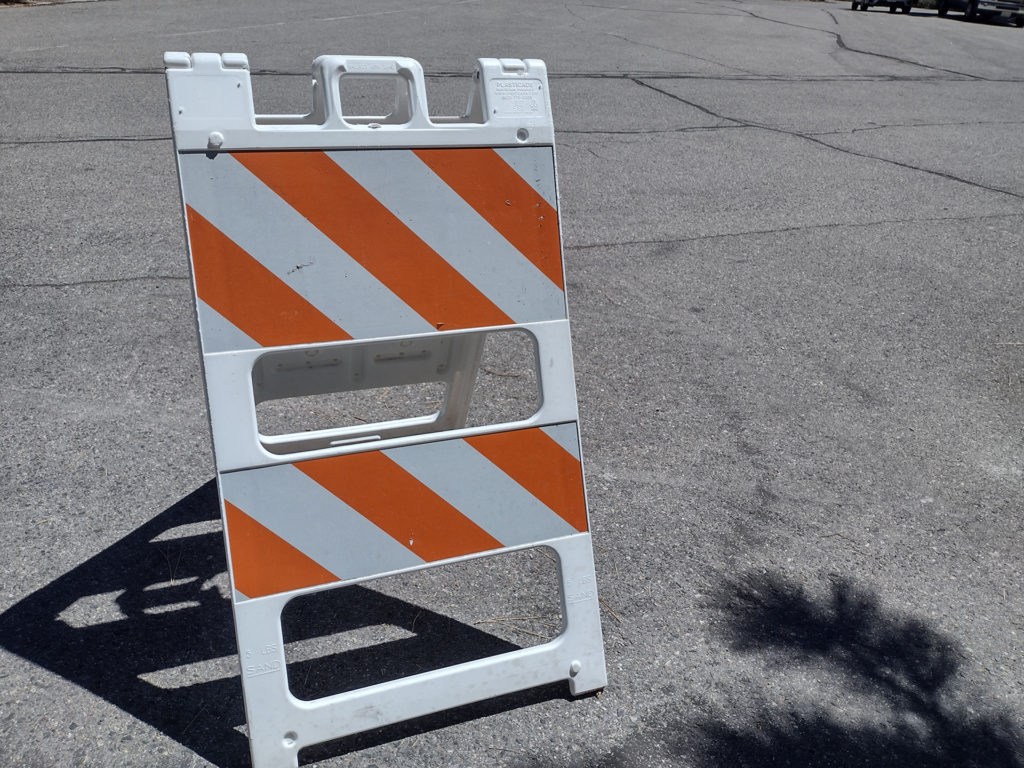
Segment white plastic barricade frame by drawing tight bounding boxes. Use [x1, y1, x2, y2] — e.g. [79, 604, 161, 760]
[164, 52, 607, 768]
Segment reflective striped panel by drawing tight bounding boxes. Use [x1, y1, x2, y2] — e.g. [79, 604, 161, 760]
[220, 423, 586, 599]
[180, 147, 567, 353]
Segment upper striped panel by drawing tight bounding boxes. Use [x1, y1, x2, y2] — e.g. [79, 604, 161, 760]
[179, 146, 566, 353]
[220, 422, 587, 600]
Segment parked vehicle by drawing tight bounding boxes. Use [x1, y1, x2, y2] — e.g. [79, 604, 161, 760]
[852, 0, 912, 13]
[937, 0, 1024, 25]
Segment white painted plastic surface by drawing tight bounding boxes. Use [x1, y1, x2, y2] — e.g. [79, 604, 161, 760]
[204, 320, 578, 472]
[164, 52, 554, 151]
[232, 534, 605, 768]
[165, 52, 605, 768]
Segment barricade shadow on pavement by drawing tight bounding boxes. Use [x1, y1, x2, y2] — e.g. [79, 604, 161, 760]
[690, 571, 1024, 768]
[0, 480, 568, 767]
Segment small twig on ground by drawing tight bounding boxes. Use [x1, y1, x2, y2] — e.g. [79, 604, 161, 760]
[819, 531, 857, 543]
[474, 615, 557, 628]
[474, 616, 558, 639]
[180, 703, 207, 736]
[599, 597, 623, 623]
[480, 366, 522, 378]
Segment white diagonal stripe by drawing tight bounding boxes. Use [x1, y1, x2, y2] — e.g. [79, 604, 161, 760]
[196, 298, 259, 354]
[542, 422, 581, 461]
[494, 146, 558, 209]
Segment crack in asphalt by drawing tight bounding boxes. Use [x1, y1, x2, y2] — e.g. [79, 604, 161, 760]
[579, 2, 746, 16]
[566, 212, 1023, 251]
[0, 275, 187, 290]
[731, 6, 986, 80]
[807, 119, 1024, 136]
[633, 78, 1024, 200]
[0, 135, 169, 148]
[632, 78, 736, 121]
[0, 74, 1014, 202]
[558, 125, 751, 136]
[599, 30, 759, 75]
[1, 67, 1019, 84]
[0, 65, 163, 74]
[557, 118, 1024, 138]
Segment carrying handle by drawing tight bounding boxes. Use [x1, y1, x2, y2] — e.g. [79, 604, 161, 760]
[310, 55, 432, 129]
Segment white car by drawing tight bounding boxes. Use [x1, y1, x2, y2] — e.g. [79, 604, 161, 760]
[936, 0, 1024, 25]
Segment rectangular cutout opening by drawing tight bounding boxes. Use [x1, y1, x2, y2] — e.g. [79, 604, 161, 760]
[252, 329, 540, 455]
[255, 381, 446, 437]
[281, 546, 563, 701]
[338, 74, 411, 125]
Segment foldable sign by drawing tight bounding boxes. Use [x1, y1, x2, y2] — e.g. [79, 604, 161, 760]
[165, 51, 606, 768]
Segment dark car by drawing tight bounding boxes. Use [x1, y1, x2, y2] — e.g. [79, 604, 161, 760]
[852, 0, 913, 13]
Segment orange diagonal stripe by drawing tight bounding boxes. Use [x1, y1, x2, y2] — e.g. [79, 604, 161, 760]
[233, 151, 513, 331]
[224, 501, 340, 599]
[295, 451, 503, 562]
[186, 207, 351, 347]
[414, 148, 564, 290]
[466, 428, 588, 532]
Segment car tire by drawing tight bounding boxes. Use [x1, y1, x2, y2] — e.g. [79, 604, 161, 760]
[889, 4, 896, 11]
[902, 4, 910, 12]
[937, 0, 948, 14]
[965, 0, 977, 18]
[851, 1, 858, 9]
[1016, 15, 1024, 25]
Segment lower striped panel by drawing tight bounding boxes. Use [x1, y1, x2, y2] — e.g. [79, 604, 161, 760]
[220, 423, 587, 600]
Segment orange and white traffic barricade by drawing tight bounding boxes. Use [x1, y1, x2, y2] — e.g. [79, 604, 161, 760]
[164, 51, 607, 768]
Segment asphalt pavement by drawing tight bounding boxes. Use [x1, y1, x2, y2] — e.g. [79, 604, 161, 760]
[1, 0, 1023, 766]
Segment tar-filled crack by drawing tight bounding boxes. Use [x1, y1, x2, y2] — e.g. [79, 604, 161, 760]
[731, 7, 986, 80]
[0, 136, 169, 148]
[559, 125, 753, 136]
[632, 78, 738, 122]
[567, 212, 1022, 251]
[0, 275, 187, 290]
[807, 119, 1024, 136]
[0, 66, 163, 75]
[633, 78, 1024, 201]
[1, 68, 1019, 85]
[579, 2, 747, 16]
[601, 31, 758, 76]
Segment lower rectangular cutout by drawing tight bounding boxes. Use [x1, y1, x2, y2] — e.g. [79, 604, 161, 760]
[280, 546, 562, 701]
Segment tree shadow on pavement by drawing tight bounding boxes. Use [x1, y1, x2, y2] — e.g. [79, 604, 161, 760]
[532, 571, 1023, 768]
[689, 571, 1024, 768]
[0, 480, 566, 767]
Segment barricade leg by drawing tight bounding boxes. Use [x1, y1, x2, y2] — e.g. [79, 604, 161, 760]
[230, 533, 605, 768]
[433, 331, 486, 430]
[551, 534, 608, 695]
